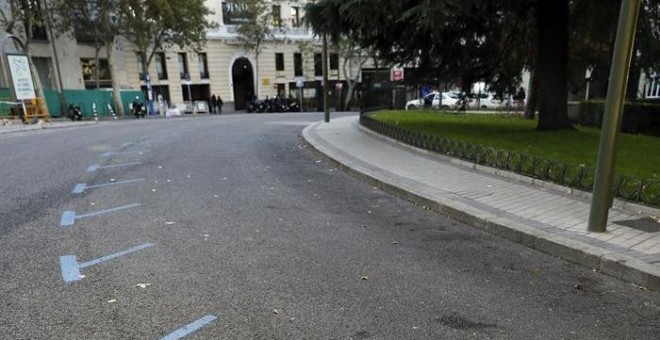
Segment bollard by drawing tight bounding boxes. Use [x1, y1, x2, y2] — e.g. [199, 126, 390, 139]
[92, 102, 98, 121]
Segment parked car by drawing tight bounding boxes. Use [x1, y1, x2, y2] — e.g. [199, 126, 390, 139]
[406, 91, 439, 110]
[406, 91, 461, 110]
[442, 92, 462, 108]
[472, 93, 502, 109]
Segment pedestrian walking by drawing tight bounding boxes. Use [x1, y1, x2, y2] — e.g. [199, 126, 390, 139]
[210, 94, 218, 114]
[217, 95, 223, 114]
[514, 87, 526, 111]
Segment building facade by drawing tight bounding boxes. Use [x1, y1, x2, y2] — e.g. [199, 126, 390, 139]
[4, 0, 345, 113]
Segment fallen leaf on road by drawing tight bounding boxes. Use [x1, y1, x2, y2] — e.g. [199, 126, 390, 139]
[361, 276, 369, 281]
[272, 309, 280, 314]
[107, 299, 117, 304]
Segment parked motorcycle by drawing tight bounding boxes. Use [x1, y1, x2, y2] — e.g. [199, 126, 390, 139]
[67, 104, 83, 121]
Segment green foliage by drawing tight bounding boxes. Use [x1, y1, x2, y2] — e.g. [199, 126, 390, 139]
[370, 110, 660, 180]
[578, 100, 660, 137]
[50, 0, 118, 44]
[305, 0, 534, 89]
[0, 0, 47, 42]
[234, 0, 276, 58]
[117, 0, 216, 67]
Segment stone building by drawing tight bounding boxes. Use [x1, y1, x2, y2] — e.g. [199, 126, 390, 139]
[3, 0, 343, 113]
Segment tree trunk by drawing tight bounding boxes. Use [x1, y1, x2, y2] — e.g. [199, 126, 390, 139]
[524, 69, 539, 119]
[106, 40, 124, 116]
[535, 0, 572, 130]
[626, 53, 641, 101]
[255, 53, 259, 100]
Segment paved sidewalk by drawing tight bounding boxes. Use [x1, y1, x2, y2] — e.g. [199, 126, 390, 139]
[0, 118, 97, 135]
[303, 115, 660, 290]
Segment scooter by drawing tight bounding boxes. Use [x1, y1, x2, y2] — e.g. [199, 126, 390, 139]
[68, 105, 83, 121]
[131, 100, 147, 118]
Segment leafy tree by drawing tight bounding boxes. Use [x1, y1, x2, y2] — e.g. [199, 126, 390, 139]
[305, 0, 580, 130]
[233, 0, 280, 99]
[116, 0, 215, 110]
[0, 0, 49, 97]
[51, 0, 125, 115]
[338, 38, 371, 110]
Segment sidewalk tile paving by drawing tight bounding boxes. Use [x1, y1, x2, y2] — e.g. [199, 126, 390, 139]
[303, 115, 660, 290]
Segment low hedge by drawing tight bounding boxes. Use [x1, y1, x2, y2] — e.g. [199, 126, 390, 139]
[578, 100, 660, 136]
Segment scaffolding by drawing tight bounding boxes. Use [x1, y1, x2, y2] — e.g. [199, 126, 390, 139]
[0, 97, 50, 123]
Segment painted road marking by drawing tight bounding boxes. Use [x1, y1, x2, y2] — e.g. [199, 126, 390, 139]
[86, 164, 99, 172]
[71, 179, 146, 194]
[60, 243, 155, 283]
[60, 203, 141, 227]
[86, 162, 143, 173]
[72, 183, 87, 194]
[160, 314, 217, 340]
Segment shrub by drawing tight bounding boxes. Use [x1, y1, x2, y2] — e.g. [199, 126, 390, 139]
[578, 100, 660, 136]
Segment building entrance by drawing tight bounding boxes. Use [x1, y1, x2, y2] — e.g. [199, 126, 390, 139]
[231, 58, 254, 110]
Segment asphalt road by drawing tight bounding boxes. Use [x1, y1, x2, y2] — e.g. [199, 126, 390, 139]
[0, 113, 658, 339]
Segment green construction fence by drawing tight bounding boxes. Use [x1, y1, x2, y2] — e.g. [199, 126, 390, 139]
[0, 88, 144, 118]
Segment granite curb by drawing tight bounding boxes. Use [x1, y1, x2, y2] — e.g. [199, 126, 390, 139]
[0, 121, 97, 135]
[302, 121, 660, 291]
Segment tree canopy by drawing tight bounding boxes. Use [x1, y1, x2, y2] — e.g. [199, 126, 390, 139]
[116, 0, 215, 69]
[305, 0, 660, 131]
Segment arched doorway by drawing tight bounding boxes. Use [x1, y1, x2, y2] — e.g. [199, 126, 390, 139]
[232, 58, 254, 110]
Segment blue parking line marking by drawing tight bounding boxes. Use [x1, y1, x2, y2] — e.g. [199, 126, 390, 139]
[88, 162, 143, 173]
[60, 211, 76, 227]
[86, 178, 146, 190]
[79, 243, 154, 268]
[75, 203, 141, 219]
[60, 255, 82, 283]
[60, 204, 140, 228]
[160, 314, 217, 340]
[60, 243, 154, 283]
[72, 183, 87, 194]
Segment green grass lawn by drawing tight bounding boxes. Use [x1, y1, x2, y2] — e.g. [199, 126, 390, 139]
[370, 110, 659, 180]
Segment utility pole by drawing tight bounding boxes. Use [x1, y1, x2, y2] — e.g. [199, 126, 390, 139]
[588, 0, 641, 232]
[322, 33, 329, 123]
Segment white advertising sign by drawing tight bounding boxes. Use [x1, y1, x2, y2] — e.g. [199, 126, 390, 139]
[7, 54, 36, 100]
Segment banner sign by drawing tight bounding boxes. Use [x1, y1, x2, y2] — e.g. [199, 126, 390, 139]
[7, 54, 36, 100]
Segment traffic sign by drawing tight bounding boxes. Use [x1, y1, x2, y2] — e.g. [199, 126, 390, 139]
[392, 68, 404, 81]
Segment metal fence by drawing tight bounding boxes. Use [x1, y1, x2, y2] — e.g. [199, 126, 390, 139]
[360, 113, 660, 208]
[360, 82, 409, 111]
